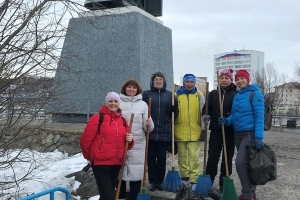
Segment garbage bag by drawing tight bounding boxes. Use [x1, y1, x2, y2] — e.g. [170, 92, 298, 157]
[246, 144, 277, 185]
[175, 184, 194, 200]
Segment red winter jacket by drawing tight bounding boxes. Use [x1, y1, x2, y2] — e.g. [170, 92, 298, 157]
[80, 105, 134, 165]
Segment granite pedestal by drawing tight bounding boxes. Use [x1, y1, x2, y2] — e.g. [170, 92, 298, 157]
[47, 7, 173, 123]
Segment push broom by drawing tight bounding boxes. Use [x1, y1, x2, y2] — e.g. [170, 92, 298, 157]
[115, 113, 134, 200]
[217, 71, 238, 200]
[194, 82, 212, 197]
[164, 82, 181, 193]
[137, 98, 152, 200]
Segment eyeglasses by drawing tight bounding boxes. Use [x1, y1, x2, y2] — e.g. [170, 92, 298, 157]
[154, 78, 163, 82]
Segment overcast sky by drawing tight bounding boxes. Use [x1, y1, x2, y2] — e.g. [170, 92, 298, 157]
[157, 0, 300, 87]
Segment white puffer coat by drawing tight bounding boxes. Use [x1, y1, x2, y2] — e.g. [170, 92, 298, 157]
[120, 93, 154, 181]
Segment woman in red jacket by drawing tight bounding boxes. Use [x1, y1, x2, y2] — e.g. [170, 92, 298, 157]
[80, 92, 134, 200]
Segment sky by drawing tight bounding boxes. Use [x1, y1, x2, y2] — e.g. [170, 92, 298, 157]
[157, 0, 300, 87]
[0, 150, 99, 200]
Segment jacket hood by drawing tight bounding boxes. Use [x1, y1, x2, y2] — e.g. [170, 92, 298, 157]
[238, 83, 261, 94]
[120, 93, 142, 102]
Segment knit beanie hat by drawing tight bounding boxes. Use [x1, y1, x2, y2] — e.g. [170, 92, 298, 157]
[105, 92, 120, 104]
[219, 68, 233, 81]
[183, 74, 196, 83]
[235, 69, 250, 82]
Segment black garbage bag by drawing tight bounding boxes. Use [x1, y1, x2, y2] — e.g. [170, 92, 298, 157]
[246, 144, 277, 185]
[175, 184, 204, 200]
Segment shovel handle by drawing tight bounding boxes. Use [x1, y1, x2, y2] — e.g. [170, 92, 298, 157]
[115, 113, 134, 200]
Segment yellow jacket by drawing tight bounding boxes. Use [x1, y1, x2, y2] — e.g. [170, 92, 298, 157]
[174, 90, 205, 141]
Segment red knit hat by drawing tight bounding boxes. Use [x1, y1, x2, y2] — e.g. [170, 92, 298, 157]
[235, 69, 250, 82]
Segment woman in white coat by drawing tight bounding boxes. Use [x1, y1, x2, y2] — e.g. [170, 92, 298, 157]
[118, 79, 154, 200]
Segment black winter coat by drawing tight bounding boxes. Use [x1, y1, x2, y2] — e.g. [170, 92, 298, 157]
[203, 83, 237, 132]
[142, 85, 173, 142]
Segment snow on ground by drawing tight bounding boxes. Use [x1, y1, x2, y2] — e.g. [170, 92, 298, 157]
[0, 149, 98, 200]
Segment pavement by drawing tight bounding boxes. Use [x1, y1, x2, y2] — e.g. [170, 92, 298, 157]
[38, 121, 300, 200]
[149, 127, 300, 200]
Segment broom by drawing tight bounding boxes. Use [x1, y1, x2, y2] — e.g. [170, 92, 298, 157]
[137, 98, 152, 200]
[217, 71, 238, 200]
[164, 81, 181, 193]
[115, 113, 134, 200]
[194, 82, 212, 197]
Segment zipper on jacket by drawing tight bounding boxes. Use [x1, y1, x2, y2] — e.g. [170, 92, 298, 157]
[156, 90, 161, 141]
[187, 94, 191, 140]
[115, 120, 119, 164]
[99, 137, 104, 149]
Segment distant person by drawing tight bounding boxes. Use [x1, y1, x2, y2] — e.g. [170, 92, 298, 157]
[202, 68, 237, 192]
[142, 72, 177, 191]
[118, 79, 154, 200]
[80, 92, 134, 200]
[219, 69, 264, 200]
[174, 73, 205, 191]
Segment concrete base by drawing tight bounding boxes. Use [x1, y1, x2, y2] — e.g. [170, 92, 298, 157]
[46, 6, 173, 123]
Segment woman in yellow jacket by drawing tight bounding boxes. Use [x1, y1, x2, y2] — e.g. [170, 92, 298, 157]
[174, 74, 205, 191]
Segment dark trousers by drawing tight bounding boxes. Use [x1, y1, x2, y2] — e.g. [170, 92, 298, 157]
[147, 140, 168, 184]
[118, 180, 141, 200]
[206, 130, 235, 188]
[235, 131, 256, 199]
[92, 165, 121, 200]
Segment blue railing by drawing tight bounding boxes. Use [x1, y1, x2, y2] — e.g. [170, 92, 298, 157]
[19, 187, 70, 200]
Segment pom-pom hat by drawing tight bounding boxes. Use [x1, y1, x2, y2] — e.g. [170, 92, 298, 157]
[219, 68, 233, 81]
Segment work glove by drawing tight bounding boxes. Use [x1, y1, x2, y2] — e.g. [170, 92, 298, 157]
[203, 115, 211, 123]
[218, 117, 227, 125]
[170, 105, 176, 113]
[255, 138, 264, 150]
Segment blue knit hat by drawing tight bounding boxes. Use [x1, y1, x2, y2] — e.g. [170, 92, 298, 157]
[183, 74, 196, 83]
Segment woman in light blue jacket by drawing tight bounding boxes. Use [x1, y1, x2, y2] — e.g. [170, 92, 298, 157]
[219, 69, 264, 200]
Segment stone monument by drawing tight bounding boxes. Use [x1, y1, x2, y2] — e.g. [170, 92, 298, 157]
[46, 6, 173, 123]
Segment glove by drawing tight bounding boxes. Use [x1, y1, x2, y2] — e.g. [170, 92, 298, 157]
[218, 117, 227, 125]
[255, 138, 264, 150]
[82, 163, 90, 172]
[170, 105, 176, 112]
[203, 115, 211, 123]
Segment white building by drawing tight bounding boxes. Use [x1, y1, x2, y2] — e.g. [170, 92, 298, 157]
[213, 50, 265, 89]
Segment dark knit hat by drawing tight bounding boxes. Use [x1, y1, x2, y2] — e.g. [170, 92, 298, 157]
[235, 69, 250, 82]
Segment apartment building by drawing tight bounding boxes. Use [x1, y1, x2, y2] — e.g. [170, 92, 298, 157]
[213, 50, 265, 89]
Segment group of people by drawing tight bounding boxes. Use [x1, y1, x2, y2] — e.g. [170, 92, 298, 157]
[79, 68, 265, 200]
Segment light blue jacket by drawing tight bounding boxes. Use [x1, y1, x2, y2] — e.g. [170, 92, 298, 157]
[225, 84, 264, 139]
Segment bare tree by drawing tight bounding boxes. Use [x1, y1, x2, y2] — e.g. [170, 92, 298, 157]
[294, 62, 300, 81]
[252, 62, 287, 106]
[0, 0, 86, 198]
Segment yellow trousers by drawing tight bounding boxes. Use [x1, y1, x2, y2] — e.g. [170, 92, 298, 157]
[177, 141, 200, 183]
